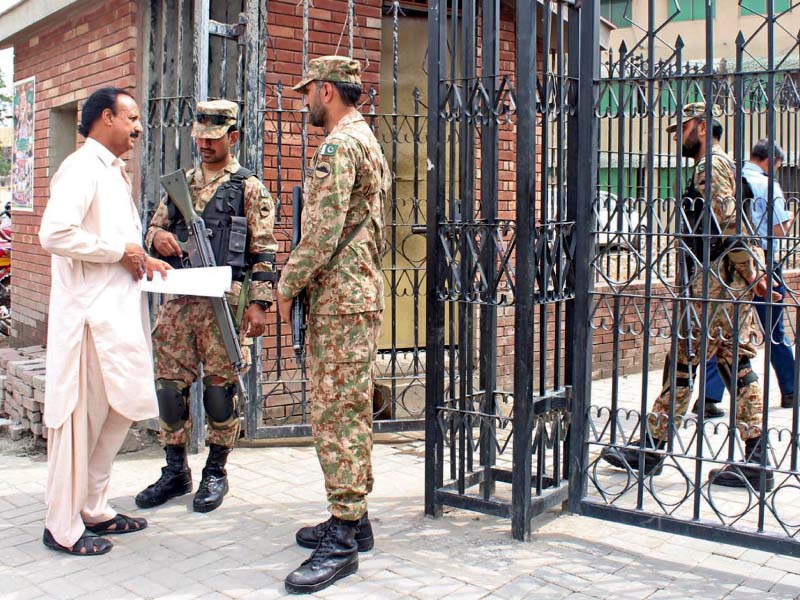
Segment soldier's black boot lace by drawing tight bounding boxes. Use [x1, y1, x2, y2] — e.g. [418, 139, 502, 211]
[285, 516, 359, 594]
[295, 512, 374, 552]
[135, 445, 192, 509]
[193, 444, 231, 513]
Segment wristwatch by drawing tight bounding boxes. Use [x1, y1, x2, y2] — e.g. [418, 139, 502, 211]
[249, 300, 270, 311]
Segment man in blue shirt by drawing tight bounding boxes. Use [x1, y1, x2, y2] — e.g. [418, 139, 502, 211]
[701, 140, 795, 412]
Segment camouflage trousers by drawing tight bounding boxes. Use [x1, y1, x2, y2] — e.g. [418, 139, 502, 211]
[307, 310, 383, 521]
[152, 296, 250, 448]
[649, 253, 763, 441]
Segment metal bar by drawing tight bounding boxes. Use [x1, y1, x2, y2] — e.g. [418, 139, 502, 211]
[566, 0, 598, 513]
[425, 0, 447, 519]
[434, 491, 512, 519]
[463, 0, 476, 481]
[208, 19, 240, 38]
[511, 0, 537, 541]
[479, 0, 499, 502]
[193, 0, 210, 102]
[390, 0, 399, 421]
[243, 2, 260, 171]
[580, 502, 800, 558]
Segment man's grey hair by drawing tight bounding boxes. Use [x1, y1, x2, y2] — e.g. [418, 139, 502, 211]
[751, 139, 786, 163]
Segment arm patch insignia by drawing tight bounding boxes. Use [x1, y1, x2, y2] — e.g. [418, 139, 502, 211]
[315, 162, 331, 178]
[320, 143, 339, 156]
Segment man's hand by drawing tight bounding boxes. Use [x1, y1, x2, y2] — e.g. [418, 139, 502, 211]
[152, 229, 183, 257]
[242, 303, 269, 338]
[145, 256, 172, 281]
[277, 291, 292, 324]
[120, 243, 147, 280]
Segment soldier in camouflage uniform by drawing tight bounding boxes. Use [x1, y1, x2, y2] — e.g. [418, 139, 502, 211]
[601, 103, 772, 491]
[276, 56, 389, 594]
[135, 100, 277, 513]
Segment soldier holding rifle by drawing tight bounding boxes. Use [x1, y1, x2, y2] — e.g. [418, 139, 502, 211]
[136, 100, 277, 513]
[277, 56, 390, 594]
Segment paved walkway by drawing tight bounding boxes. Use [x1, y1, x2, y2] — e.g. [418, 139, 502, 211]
[2, 428, 800, 600]
[4, 346, 800, 600]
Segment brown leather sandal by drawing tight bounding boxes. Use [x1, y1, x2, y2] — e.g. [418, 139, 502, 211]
[85, 513, 147, 535]
[42, 528, 113, 556]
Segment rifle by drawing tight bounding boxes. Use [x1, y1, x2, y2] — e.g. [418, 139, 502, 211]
[678, 235, 695, 362]
[290, 185, 307, 366]
[160, 169, 249, 405]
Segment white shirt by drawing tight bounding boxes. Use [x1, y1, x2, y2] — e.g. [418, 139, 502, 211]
[38, 137, 158, 428]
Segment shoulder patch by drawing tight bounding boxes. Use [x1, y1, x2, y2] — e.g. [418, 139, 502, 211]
[315, 161, 332, 178]
[320, 143, 339, 156]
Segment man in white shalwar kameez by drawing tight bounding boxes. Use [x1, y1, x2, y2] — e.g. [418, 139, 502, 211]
[38, 87, 170, 556]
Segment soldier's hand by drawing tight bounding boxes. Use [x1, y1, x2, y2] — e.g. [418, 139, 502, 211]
[152, 229, 183, 257]
[277, 291, 292, 324]
[242, 303, 269, 338]
[120, 243, 147, 280]
[145, 256, 172, 281]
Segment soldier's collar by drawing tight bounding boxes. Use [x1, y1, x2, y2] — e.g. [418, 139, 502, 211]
[331, 111, 363, 133]
[195, 156, 239, 183]
[223, 156, 240, 173]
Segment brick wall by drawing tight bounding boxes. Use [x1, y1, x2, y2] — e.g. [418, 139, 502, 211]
[258, 0, 385, 420]
[589, 269, 800, 379]
[10, 0, 141, 346]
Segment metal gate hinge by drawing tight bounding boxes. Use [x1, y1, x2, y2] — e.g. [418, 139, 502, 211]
[531, 386, 572, 416]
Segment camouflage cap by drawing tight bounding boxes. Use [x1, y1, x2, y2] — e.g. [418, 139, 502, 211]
[666, 102, 723, 133]
[292, 55, 362, 92]
[191, 99, 238, 139]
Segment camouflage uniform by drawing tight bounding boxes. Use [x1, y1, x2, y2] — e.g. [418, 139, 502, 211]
[145, 102, 277, 449]
[279, 59, 390, 522]
[649, 105, 763, 442]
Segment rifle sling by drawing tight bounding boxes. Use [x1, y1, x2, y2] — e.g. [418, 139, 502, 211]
[326, 215, 370, 270]
[235, 270, 252, 326]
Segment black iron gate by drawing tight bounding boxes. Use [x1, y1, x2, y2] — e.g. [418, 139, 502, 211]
[424, 0, 800, 556]
[424, 0, 577, 540]
[565, 0, 800, 556]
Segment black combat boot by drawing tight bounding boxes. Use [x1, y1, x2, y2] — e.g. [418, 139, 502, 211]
[296, 512, 374, 552]
[692, 399, 726, 419]
[193, 444, 231, 513]
[709, 438, 774, 491]
[135, 445, 192, 508]
[600, 437, 666, 475]
[285, 516, 359, 594]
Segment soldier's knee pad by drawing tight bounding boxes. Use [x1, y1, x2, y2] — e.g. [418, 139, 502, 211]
[675, 361, 693, 388]
[736, 358, 759, 389]
[157, 381, 190, 431]
[203, 384, 236, 427]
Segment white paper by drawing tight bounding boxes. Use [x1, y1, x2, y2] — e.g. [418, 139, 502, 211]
[140, 266, 232, 297]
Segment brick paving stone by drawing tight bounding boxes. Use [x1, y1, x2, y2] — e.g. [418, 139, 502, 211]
[722, 586, 781, 599]
[4, 427, 800, 600]
[487, 576, 573, 600]
[36, 577, 88, 600]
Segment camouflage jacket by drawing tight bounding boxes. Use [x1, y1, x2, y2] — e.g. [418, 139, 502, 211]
[692, 143, 738, 236]
[278, 112, 389, 315]
[145, 156, 277, 304]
